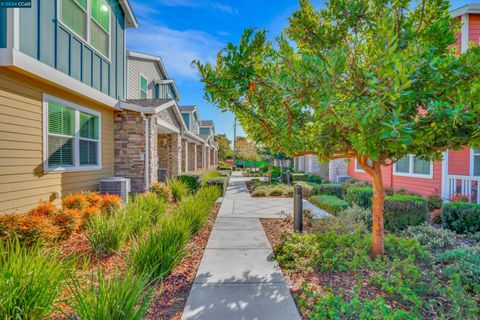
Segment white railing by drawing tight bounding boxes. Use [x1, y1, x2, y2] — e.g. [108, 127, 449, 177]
[446, 175, 480, 204]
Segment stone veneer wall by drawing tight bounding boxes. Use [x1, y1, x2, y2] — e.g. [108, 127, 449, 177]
[197, 145, 204, 170]
[115, 110, 147, 193]
[188, 143, 197, 171]
[181, 139, 188, 172]
[158, 133, 182, 178]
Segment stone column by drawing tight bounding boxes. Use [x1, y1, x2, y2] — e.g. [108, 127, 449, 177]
[147, 115, 158, 187]
[206, 147, 211, 169]
[171, 133, 182, 176]
[114, 110, 153, 193]
[158, 134, 169, 181]
[181, 139, 188, 172]
[197, 144, 203, 171]
[188, 142, 197, 172]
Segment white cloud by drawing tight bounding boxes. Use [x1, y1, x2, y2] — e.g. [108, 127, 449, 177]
[150, 0, 237, 13]
[210, 2, 238, 14]
[128, 25, 224, 80]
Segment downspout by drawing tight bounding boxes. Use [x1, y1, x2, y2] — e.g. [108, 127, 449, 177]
[142, 113, 150, 191]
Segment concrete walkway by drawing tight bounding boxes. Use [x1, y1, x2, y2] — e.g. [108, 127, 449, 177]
[182, 173, 301, 320]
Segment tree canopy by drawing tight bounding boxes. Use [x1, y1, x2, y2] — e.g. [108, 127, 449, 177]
[215, 134, 233, 161]
[194, 0, 480, 257]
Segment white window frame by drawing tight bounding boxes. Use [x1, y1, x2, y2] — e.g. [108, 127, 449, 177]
[58, 0, 112, 61]
[140, 74, 148, 99]
[471, 148, 480, 176]
[393, 155, 433, 179]
[43, 94, 102, 172]
[354, 159, 365, 173]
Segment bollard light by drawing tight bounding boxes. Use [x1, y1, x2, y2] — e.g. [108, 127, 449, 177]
[293, 184, 303, 233]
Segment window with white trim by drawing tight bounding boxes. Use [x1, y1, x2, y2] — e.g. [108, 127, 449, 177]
[394, 155, 431, 177]
[354, 159, 372, 172]
[45, 96, 101, 170]
[140, 75, 148, 99]
[60, 0, 111, 58]
[473, 148, 480, 176]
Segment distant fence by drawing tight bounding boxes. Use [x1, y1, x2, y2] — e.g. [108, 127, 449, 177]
[235, 160, 270, 169]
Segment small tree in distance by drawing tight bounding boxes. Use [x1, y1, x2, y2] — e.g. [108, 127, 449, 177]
[215, 134, 233, 161]
[195, 0, 480, 258]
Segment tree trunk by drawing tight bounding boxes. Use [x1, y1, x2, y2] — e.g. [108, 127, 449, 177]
[370, 164, 385, 259]
[268, 158, 273, 184]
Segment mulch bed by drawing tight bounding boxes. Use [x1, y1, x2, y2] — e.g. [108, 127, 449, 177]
[146, 202, 220, 320]
[51, 202, 221, 319]
[260, 218, 392, 319]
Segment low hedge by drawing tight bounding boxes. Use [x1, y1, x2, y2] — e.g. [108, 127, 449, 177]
[205, 177, 228, 196]
[308, 195, 349, 215]
[292, 173, 308, 182]
[441, 202, 480, 233]
[307, 175, 322, 184]
[177, 174, 202, 192]
[345, 187, 373, 209]
[383, 195, 428, 231]
[317, 183, 344, 198]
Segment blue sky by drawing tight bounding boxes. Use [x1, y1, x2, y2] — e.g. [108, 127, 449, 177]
[127, 0, 472, 142]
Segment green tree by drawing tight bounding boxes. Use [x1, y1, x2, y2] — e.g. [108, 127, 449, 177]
[235, 137, 260, 161]
[195, 0, 480, 258]
[215, 134, 233, 161]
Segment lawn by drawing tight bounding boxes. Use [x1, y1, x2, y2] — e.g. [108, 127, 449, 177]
[0, 170, 226, 319]
[261, 182, 480, 319]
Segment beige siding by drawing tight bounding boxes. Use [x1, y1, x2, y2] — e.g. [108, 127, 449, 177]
[127, 57, 164, 99]
[0, 68, 115, 213]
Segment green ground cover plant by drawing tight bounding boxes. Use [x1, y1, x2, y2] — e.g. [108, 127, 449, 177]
[0, 239, 73, 319]
[383, 195, 428, 231]
[316, 183, 344, 198]
[275, 224, 479, 319]
[67, 269, 153, 320]
[308, 195, 349, 215]
[442, 202, 480, 233]
[345, 186, 373, 209]
[167, 178, 189, 201]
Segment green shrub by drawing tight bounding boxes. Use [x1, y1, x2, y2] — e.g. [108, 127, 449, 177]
[269, 185, 285, 196]
[296, 181, 319, 196]
[313, 210, 367, 235]
[132, 192, 166, 225]
[317, 183, 344, 198]
[177, 174, 202, 192]
[427, 194, 443, 211]
[291, 173, 308, 181]
[252, 187, 268, 197]
[149, 183, 173, 202]
[201, 170, 222, 185]
[307, 175, 322, 184]
[167, 178, 189, 201]
[308, 195, 349, 215]
[338, 205, 371, 230]
[401, 224, 456, 252]
[345, 186, 373, 209]
[298, 288, 414, 319]
[175, 186, 220, 234]
[85, 213, 128, 254]
[204, 177, 228, 196]
[68, 270, 153, 320]
[129, 216, 189, 281]
[437, 246, 480, 293]
[383, 195, 428, 231]
[0, 239, 73, 319]
[441, 202, 480, 233]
